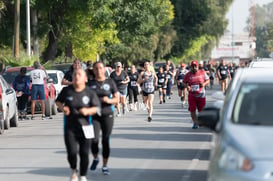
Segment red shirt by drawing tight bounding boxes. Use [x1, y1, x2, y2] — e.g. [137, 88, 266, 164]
[183, 70, 209, 97]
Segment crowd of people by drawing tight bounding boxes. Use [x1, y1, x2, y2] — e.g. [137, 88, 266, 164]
[11, 58, 240, 181]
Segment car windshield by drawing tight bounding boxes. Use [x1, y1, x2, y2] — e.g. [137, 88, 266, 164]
[2, 71, 31, 84]
[48, 73, 58, 84]
[232, 83, 273, 125]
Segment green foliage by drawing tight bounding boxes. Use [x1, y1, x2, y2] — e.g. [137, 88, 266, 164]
[253, 4, 273, 57]
[170, 0, 233, 59]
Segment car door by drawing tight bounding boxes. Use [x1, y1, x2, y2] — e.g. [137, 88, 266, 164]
[0, 76, 17, 118]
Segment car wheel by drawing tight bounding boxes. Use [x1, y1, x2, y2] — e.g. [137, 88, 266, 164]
[4, 107, 10, 129]
[10, 108, 19, 127]
[0, 118, 4, 134]
[52, 100, 58, 115]
[45, 96, 52, 117]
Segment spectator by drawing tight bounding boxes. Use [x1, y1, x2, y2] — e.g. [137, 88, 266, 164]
[30, 61, 48, 120]
[13, 67, 30, 120]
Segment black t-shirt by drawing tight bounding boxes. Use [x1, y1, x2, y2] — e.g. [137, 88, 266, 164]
[128, 72, 139, 88]
[64, 70, 73, 82]
[110, 70, 128, 91]
[217, 65, 229, 78]
[88, 79, 118, 115]
[56, 86, 100, 130]
[157, 72, 166, 85]
[229, 66, 236, 78]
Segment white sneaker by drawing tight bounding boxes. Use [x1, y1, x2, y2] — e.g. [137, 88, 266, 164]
[79, 176, 87, 181]
[70, 171, 78, 181]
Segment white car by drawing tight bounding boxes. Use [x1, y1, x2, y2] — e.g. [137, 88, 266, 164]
[249, 61, 273, 68]
[46, 70, 65, 97]
[0, 75, 18, 132]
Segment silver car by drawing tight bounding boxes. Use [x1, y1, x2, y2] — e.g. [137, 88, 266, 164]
[198, 68, 273, 181]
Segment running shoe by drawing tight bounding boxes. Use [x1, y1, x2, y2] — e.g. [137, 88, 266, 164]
[31, 116, 35, 120]
[102, 166, 110, 175]
[163, 99, 166, 103]
[192, 123, 199, 129]
[90, 158, 99, 171]
[70, 171, 78, 181]
[159, 101, 162, 104]
[23, 116, 29, 120]
[116, 113, 121, 117]
[148, 117, 152, 122]
[79, 176, 87, 181]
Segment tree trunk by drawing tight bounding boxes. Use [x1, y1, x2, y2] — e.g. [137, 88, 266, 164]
[42, 30, 57, 61]
[31, 9, 39, 57]
[65, 42, 73, 62]
[14, 0, 20, 57]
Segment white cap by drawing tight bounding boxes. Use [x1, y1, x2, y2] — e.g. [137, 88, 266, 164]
[199, 60, 203, 65]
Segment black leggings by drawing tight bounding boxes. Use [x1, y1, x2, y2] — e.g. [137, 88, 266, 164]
[64, 128, 91, 176]
[17, 94, 28, 112]
[91, 114, 114, 159]
[128, 87, 138, 104]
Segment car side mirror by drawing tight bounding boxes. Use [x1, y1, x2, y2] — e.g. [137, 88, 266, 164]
[47, 78, 53, 83]
[6, 88, 14, 95]
[197, 107, 220, 131]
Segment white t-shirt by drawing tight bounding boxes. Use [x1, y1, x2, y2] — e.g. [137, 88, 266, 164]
[30, 69, 47, 85]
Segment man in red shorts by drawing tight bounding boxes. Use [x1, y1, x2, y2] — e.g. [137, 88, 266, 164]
[183, 60, 210, 129]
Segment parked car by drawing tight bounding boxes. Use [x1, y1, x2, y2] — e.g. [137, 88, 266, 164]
[249, 61, 273, 68]
[198, 68, 273, 181]
[0, 75, 18, 132]
[2, 67, 57, 117]
[46, 70, 65, 97]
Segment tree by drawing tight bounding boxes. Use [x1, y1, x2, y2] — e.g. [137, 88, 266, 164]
[251, 3, 273, 57]
[170, 0, 233, 62]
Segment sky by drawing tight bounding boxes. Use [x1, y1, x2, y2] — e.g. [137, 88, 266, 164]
[226, 0, 273, 34]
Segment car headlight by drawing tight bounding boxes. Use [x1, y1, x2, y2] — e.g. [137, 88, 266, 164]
[219, 146, 253, 171]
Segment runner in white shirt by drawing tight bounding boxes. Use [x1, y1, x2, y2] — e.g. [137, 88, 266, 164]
[30, 61, 48, 120]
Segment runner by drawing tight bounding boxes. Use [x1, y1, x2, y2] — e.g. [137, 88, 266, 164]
[128, 65, 139, 111]
[228, 62, 236, 79]
[88, 62, 119, 175]
[110, 62, 130, 116]
[62, 59, 82, 86]
[13, 67, 30, 120]
[157, 66, 167, 104]
[217, 59, 231, 93]
[55, 69, 101, 181]
[165, 64, 174, 100]
[137, 61, 158, 122]
[183, 60, 210, 129]
[175, 63, 188, 107]
[29, 61, 48, 120]
[207, 63, 216, 89]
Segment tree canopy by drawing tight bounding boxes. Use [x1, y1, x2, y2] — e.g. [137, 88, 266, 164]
[0, 0, 234, 66]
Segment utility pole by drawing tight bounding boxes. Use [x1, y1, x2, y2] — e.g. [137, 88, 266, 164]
[14, 0, 20, 57]
[26, 0, 31, 56]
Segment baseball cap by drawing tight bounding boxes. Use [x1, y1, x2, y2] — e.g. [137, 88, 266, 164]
[115, 62, 122, 67]
[199, 60, 203, 65]
[191, 60, 199, 67]
[180, 63, 185, 67]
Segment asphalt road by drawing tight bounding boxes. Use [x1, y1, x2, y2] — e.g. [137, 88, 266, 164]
[0, 85, 221, 181]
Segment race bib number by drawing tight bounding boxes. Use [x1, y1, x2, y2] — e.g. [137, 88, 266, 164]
[191, 85, 200, 92]
[179, 79, 183, 83]
[159, 78, 164, 83]
[82, 125, 94, 139]
[221, 70, 227, 75]
[33, 72, 41, 79]
[131, 81, 137, 86]
[167, 75, 171, 79]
